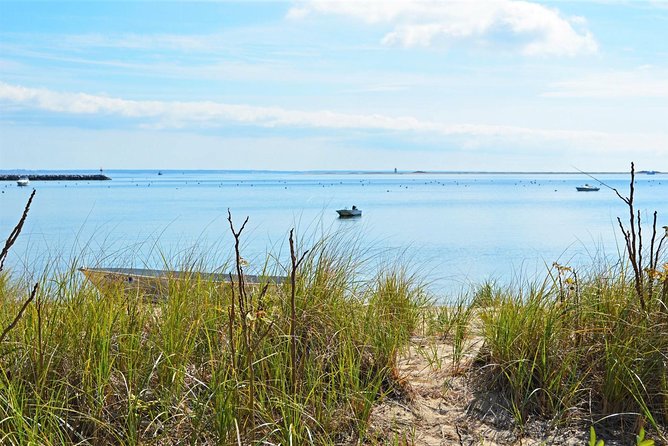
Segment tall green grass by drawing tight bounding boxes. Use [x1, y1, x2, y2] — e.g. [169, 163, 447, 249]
[0, 233, 425, 444]
[474, 261, 668, 434]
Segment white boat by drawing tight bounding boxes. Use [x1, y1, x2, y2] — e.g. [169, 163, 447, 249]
[16, 177, 30, 187]
[576, 184, 600, 192]
[336, 206, 362, 217]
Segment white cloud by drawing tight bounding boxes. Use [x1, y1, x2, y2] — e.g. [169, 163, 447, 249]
[542, 67, 668, 98]
[288, 0, 597, 56]
[650, 1, 668, 10]
[1, 82, 665, 154]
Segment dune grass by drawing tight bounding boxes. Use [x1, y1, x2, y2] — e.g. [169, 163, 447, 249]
[467, 165, 668, 438]
[469, 260, 667, 438]
[0, 211, 428, 445]
[413, 166, 668, 442]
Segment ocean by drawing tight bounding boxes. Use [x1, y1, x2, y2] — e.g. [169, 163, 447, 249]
[1, 170, 666, 299]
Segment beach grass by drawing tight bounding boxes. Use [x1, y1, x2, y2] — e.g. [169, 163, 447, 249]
[0, 227, 428, 445]
[471, 261, 668, 431]
[465, 165, 668, 438]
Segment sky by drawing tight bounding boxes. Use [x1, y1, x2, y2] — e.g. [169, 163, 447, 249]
[0, 0, 667, 171]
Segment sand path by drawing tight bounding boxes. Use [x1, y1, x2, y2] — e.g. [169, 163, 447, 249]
[368, 336, 582, 445]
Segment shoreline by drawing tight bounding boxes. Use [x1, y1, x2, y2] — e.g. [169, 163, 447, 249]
[0, 174, 111, 181]
[0, 169, 662, 175]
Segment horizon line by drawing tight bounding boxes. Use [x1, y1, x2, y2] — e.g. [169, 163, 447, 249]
[0, 168, 661, 175]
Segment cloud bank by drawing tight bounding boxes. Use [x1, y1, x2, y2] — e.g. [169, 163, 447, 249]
[543, 67, 668, 98]
[0, 81, 592, 136]
[1, 81, 665, 154]
[288, 0, 597, 56]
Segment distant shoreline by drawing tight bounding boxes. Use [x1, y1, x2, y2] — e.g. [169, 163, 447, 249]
[358, 170, 662, 175]
[0, 169, 661, 176]
[0, 174, 111, 181]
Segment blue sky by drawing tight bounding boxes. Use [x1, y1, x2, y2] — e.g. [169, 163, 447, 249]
[1, 1, 667, 171]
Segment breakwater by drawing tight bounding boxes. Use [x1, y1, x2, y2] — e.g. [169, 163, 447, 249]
[0, 174, 111, 181]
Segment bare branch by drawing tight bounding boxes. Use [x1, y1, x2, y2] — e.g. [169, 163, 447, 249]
[613, 163, 645, 310]
[288, 228, 310, 393]
[228, 273, 236, 371]
[0, 190, 39, 346]
[650, 212, 658, 271]
[0, 282, 39, 344]
[227, 209, 249, 315]
[573, 167, 629, 204]
[0, 189, 36, 272]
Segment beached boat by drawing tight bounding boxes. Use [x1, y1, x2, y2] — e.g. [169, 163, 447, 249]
[80, 267, 286, 297]
[16, 177, 30, 187]
[576, 184, 600, 192]
[336, 206, 362, 217]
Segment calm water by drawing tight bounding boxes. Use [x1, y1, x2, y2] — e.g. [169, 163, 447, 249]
[1, 170, 666, 299]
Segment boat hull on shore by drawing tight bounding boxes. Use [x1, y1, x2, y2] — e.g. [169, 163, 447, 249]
[80, 267, 286, 298]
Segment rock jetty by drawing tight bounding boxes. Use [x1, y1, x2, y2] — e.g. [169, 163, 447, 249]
[0, 174, 111, 181]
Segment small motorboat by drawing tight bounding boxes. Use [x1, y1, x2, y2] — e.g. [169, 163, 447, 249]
[576, 184, 600, 192]
[336, 205, 362, 218]
[16, 177, 30, 187]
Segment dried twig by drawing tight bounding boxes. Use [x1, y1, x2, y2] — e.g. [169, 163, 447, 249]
[578, 163, 667, 309]
[600, 163, 645, 309]
[226, 210, 256, 430]
[0, 189, 36, 272]
[288, 228, 309, 393]
[0, 282, 39, 344]
[228, 274, 237, 371]
[0, 190, 39, 345]
[37, 288, 44, 373]
[574, 167, 628, 204]
[227, 209, 249, 316]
